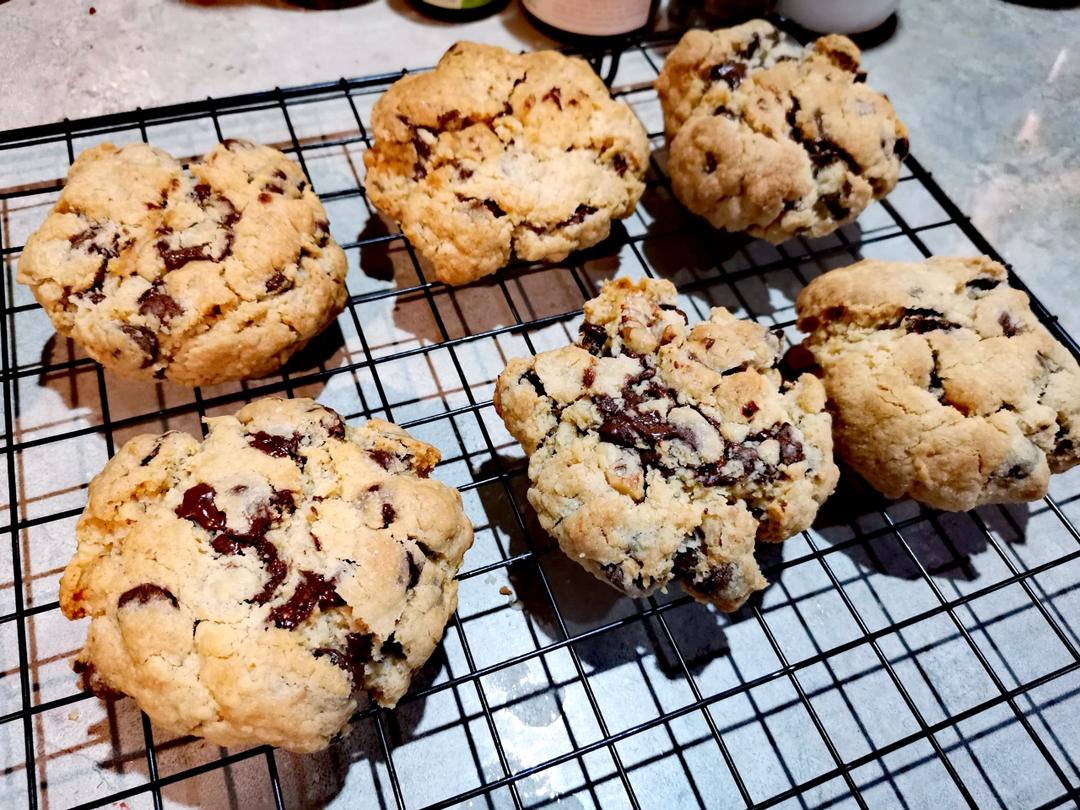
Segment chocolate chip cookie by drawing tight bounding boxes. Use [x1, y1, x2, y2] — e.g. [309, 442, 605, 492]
[60, 398, 473, 753]
[362, 42, 649, 285]
[494, 278, 838, 610]
[18, 140, 347, 386]
[655, 20, 908, 242]
[797, 256, 1080, 511]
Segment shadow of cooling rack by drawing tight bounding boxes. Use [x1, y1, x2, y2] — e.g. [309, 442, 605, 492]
[0, 30, 1079, 810]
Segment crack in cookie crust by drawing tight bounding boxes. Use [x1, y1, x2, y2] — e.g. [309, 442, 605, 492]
[362, 42, 650, 286]
[797, 256, 1080, 511]
[17, 140, 348, 385]
[494, 278, 838, 611]
[60, 398, 474, 753]
[655, 20, 908, 242]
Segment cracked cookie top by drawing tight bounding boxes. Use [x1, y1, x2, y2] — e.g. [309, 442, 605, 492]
[60, 397, 473, 753]
[362, 42, 649, 286]
[494, 277, 838, 612]
[797, 256, 1080, 511]
[18, 140, 347, 386]
[655, 20, 908, 242]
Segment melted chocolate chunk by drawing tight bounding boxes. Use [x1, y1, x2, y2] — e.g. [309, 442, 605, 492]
[582, 367, 596, 388]
[612, 153, 628, 177]
[266, 183, 284, 195]
[709, 61, 747, 89]
[999, 312, 1019, 337]
[894, 137, 910, 159]
[347, 631, 374, 663]
[269, 570, 343, 630]
[325, 413, 346, 440]
[157, 242, 214, 271]
[742, 401, 759, 418]
[563, 204, 597, 227]
[137, 283, 183, 322]
[139, 439, 163, 467]
[369, 449, 394, 470]
[579, 322, 608, 356]
[966, 277, 1000, 294]
[406, 549, 423, 589]
[483, 199, 506, 218]
[120, 325, 158, 368]
[819, 191, 849, 221]
[193, 183, 212, 204]
[599, 409, 690, 449]
[248, 430, 302, 462]
[904, 311, 959, 334]
[671, 543, 701, 580]
[176, 483, 227, 532]
[118, 583, 178, 609]
[380, 634, 406, 658]
[265, 271, 290, 293]
[382, 502, 396, 527]
[775, 423, 804, 464]
[249, 540, 288, 606]
[542, 86, 562, 110]
[522, 369, 546, 396]
[691, 563, 734, 596]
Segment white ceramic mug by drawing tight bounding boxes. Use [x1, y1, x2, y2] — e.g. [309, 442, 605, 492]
[775, 0, 900, 34]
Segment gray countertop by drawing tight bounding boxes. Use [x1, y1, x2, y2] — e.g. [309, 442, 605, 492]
[1, 0, 1077, 328]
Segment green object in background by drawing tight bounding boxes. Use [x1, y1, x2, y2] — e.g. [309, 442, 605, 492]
[411, 0, 506, 18]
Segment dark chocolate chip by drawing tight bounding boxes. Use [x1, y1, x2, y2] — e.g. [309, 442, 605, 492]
[894, 136, 910, 160]
[156, 242, 214, 272]
[691, 563, 734, 596]
[542, 87, 562, 110]
[563, 204, 596, 227]
[999, 312, 1019, 337]
[139, 439, 163, 467]
[119, 325, 158, 368]
[483, 199, 506, 218]
[742, 401, 759, 418]
[137, 283, 183, 322]
[175, 482, 226, 532]
[709, 61, 747, 89]
[382, 502, 396, 527]
[249, 539, 288, 605]
[704, 152, 717, 173]
[118, 583, 178, 609]
[273, 168, 287, 180]
[579, 322, 608, 356]
[266, 183, 284, 195]
[582, 367, 596, 388]
[406, 549, 423, 589]
[265, 271, 290, 293]
[819, 191, 849, 221]
[775, 423, 804, 464]
[612, 153, 628, 177]
[659, 303, 689, 323]
[248, 431, 302, 462]
[522, 369, 547, 396]
[269, 570, 343, 630]
[193, 183, 212, 204]
[380, 634, 406, 659]
[966, 277, 1000, 294]
[369, 449, 394, 470]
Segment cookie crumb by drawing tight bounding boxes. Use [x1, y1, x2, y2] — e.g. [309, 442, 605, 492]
[499, 586, 512, 596]
[68, 711, 79, 721]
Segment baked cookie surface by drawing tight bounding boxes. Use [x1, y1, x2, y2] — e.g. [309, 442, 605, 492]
[18, 140, 347, 386]
[655, 20, 908, 242]
[60, 397, 473, 753]
[362, 42, 649, 286]
[797, 256, 1080, 511]
[494, 278, 837, 610]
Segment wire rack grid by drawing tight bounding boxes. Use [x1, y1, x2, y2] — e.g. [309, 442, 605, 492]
[0, 31, 1079, 810]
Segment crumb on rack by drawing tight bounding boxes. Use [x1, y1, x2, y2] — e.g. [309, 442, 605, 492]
[499, 586, 512, 596]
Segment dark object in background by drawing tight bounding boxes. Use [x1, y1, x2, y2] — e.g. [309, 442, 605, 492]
[668, 0, 775, 25]
[522, 0, 660, 43]
[409, 0, 508, 20]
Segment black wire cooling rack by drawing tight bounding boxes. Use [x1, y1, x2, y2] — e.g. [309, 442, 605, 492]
[1, 30, 1079, 810]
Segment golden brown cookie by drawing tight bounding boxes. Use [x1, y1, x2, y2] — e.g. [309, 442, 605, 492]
[797, 256, 1080, 511]
[495, 278, 838, 611]
[363, 42, 649, 285]
[18, 140, 347, 385]
[656, 20, 908, 242]
[61, 397, 474, 753]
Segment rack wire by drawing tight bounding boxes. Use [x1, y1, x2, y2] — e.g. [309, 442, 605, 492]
[1, 30, 1079, 810]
